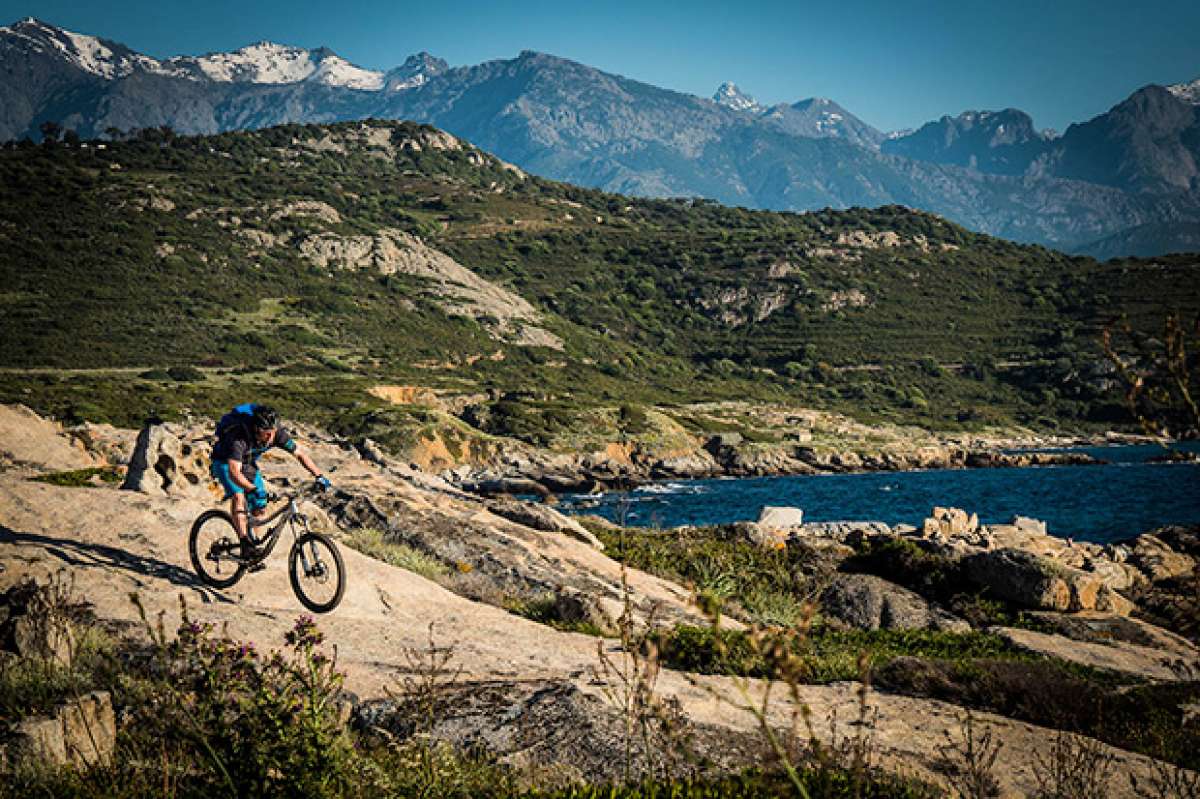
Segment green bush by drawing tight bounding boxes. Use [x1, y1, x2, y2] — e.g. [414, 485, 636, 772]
[166, 365, 206, 382]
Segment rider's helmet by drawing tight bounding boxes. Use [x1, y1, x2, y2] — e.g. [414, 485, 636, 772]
[251, 405, 279, 431]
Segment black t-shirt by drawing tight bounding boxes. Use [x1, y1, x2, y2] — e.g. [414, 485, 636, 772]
[212, 421, 296, 480]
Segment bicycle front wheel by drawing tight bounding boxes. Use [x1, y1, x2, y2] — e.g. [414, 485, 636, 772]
[189, 510, 246, 588]
[289, 532, 346, 613]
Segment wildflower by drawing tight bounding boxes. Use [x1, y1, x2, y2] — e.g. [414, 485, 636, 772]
[286, 615, 324, 649]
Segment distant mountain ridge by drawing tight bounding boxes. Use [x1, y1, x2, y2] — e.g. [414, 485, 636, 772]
[2, 17, 1199, 257]
[882, 109, 1052, 175]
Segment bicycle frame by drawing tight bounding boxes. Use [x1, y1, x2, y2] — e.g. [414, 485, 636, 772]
[246, 493, 313, 563]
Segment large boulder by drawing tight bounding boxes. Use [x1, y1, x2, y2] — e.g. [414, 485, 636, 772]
[1012, 516, 1048, 536]
[120, 422, 210, 497]
[963, 549, 1072, 611]
[921, 506, 979, 538]
[752, 505, 805, 547]
[1129, 534, 1195, 582]
[1081, 557, 1142, 593]
[757, 506, 804, 529]
[649, 451, 719, 478]
[553, 587, 624, 635]
[819, 574, 970, 632]
[963, 548, 1132, 614]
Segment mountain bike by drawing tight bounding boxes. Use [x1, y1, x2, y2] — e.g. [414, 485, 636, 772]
[188, 486, 346, 613]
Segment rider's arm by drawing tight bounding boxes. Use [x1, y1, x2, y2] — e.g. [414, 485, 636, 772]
[275, 429, 324, 480]
[227, 459, 258, 491]
[293, 447, 324, 480]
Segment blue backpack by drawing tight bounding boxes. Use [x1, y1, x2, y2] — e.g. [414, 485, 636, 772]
[215, 403, 257, 438]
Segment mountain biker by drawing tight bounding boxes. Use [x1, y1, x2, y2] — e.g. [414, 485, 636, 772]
[210, 404, 331, 567]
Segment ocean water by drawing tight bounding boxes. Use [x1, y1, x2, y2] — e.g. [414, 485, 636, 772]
[555, 443, 1200, 543]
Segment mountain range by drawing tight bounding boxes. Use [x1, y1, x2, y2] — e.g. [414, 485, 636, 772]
[3, 16, 1200, 257]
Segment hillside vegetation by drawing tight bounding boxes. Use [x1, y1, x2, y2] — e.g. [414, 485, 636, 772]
[1, 120, 1197, 445]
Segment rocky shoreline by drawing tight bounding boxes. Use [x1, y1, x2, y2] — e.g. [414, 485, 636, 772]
[452, 433, 1111, 498]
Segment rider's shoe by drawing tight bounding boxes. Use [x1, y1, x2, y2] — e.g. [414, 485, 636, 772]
[240, 539, 266, 573]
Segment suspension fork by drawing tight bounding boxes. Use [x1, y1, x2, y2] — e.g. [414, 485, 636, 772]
[292, 505, 317, 575]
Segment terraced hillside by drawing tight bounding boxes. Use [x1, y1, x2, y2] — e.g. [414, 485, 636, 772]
[1, 120, 1197, 445]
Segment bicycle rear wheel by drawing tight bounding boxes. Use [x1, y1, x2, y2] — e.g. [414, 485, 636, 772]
[289, 532, 345, 613]
[189, 510, 246, 588]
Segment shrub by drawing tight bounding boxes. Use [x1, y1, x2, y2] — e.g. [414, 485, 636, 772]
[166, 365, 206, 382]
[342, 527, 449, 580]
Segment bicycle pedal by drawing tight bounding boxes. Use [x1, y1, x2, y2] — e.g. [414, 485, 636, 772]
[247, 561, 266, 573]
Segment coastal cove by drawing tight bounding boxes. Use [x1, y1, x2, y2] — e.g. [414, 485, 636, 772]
[556, 443, 1200, 543]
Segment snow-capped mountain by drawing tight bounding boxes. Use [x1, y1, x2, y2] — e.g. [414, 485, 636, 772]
[712, 82, 763, 113]
[0, 17, 395, 91]
[0, 17, 172, 79]
[763, 97, 885, 150]
[713, 83, 885, 149]
[1168, 77, 1200, 105]
[167, 42, 385, 89]
[384, 52, 449, 91]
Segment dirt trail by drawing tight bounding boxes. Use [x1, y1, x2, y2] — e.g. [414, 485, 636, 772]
[0, 412, 1183, 796]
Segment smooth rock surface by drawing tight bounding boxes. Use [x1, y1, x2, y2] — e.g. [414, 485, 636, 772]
[0, 404, 99, 472]
[992, 626, 1200, 682]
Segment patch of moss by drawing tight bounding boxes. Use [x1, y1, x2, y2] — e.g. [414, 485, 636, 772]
[30, 467, 123, 487]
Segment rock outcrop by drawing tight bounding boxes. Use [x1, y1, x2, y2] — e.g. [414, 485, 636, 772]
[486, 499, 605, 550]
[2, 691, 116, 771]
[120, 422, 211, 498]
[820, 574, 970, 632]
[0, 404, 99, 472]
[0, 579, 76, 667]
[993, 626, 1200, 682]
[961, 548, 1130, 613]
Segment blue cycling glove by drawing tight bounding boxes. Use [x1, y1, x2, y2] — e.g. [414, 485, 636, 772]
[315, 475, 332, 492]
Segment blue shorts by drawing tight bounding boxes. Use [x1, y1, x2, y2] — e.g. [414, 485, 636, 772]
[210, 462, 267, 510]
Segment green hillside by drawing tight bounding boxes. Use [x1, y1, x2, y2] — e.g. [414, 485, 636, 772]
[1, 120, 1197, 440]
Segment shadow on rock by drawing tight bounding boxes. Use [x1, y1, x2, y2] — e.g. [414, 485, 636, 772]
[0, 524, 233, 604]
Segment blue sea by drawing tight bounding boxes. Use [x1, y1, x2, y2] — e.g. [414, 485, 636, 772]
[555, 443, 1200, 543]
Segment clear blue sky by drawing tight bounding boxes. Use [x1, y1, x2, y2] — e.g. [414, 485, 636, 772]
[3, 0, 1197, 133]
